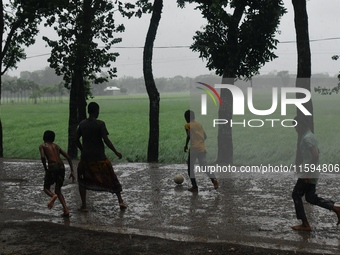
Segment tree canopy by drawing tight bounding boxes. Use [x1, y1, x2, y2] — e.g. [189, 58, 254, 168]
[42, 0, 135, 88]
[180, 0, 286, 79]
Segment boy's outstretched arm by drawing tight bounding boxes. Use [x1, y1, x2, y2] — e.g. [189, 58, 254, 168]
[60, 149, 76, 183]
[103, 134, 122, 159]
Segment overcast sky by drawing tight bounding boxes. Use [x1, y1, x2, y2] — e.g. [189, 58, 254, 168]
[5, 0, 340, 78]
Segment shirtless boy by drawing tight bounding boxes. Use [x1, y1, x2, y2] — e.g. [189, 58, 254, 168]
[39, 130, 76, 217]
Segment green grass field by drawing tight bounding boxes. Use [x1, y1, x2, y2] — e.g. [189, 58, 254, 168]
[2, 91, 340, 165]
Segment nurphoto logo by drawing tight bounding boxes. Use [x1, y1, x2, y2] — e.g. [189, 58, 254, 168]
[196, 82, 222, 115]
[196, 82, 312, 128]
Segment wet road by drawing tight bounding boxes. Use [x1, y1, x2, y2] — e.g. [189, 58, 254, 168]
[1, 158, 340, 254]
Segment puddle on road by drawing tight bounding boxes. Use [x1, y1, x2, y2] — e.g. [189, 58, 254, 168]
[1, 159, 340, 254]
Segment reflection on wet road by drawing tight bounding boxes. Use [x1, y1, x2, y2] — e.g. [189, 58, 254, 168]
[1, 159, 340, 254]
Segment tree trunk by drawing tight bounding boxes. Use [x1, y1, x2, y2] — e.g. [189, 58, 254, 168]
[143, 0, 162, 163]
[67, 70, 87, 160]
[76, 0, 89, 124]
[66, 0, 93, 159]
[292, 0, 313, 165]
[215, 3, 245, 164]
[68, 79, 78, 159]
[75, 70, 87, 123]
[216, 78, 234, 164]
[0, 1, 4, 158]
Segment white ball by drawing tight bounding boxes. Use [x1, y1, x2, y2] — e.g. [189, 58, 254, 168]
[174, 174, 184, 184]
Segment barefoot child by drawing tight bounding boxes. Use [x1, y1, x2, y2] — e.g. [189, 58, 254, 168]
[291, 115, 340, 231]
[76, 102, 126, 212]
[184, 110, 218, 192]
[39, 130, 76, 217]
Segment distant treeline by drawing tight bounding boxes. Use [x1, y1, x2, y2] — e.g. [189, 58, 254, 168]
[2, 67, 338, 104]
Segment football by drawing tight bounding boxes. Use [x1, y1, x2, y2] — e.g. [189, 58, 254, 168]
[174, 174, 184, 184]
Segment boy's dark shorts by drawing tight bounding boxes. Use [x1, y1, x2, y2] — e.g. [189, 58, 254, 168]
[44, 163, 65, 189]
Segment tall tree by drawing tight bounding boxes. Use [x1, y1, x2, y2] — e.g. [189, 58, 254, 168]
[0, 0, 54, 157]
[142, 0, 162, 162]
[291, 0, 313, 165]
[43, 0, 133, 158]
[179, 0, 286, 164]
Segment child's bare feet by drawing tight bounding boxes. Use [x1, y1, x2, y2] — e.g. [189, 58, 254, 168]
[77, 207, 88, 213]
[333, 204, 340, 225]
[47, 194, 58, 209]
[119, 203, 127, 210]
[188, 186, 198, 192]
[61, 212, 70, 218]
[291, 224, 311, 231]
[61, 208, 70, 218]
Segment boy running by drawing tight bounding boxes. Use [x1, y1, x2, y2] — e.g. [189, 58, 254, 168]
[39, 130, 76, 217]
[291, 115, 340, 231]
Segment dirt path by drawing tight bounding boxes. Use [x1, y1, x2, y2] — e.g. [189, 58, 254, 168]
[0, 220, 323, 255]
[1, 159, 339, 254]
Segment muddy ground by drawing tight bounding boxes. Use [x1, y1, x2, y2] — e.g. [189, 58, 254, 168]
[0, 211, 324, 255]
[1, 159, 339, 254]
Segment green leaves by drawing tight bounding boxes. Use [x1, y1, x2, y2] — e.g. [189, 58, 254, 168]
[1, 0, 43, 75]
[181, 0, 286, 79]
[42, 0, 127, 87]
